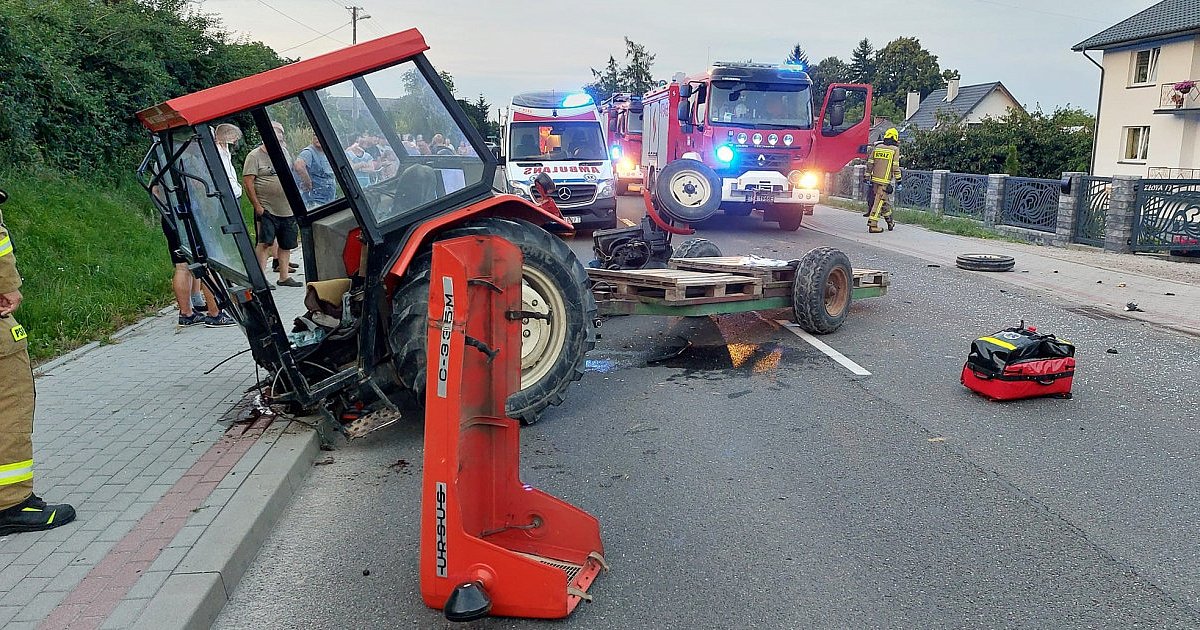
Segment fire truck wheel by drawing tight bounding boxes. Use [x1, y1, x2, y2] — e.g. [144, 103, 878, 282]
[792, 247, 853, 335]
[722, 202, 753, 217]
[673, 238, 723, 259]
[388, 218, 597, 425]
[654, 159, 722, 223]
[775, 206, 803, 231]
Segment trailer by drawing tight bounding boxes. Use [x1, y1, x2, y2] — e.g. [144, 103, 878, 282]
[586, 246, 888, 334]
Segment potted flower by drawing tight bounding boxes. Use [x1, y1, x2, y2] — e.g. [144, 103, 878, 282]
[1172, 80, 1196, 108]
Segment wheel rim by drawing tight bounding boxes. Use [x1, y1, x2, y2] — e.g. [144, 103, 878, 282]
[824, 267, 850, 316]
[519, 265, 568, 389]
[668, 170, 711, 208]
[964, 254, 1010, 262]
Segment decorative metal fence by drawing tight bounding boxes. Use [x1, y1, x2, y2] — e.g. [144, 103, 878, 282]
[1132, 179, 1200, 253]
[1073, 176, 1110, 247]
[943, 174, 988, 219]
[897, 170, 933, 209]
[1000, 177, 1059, 233]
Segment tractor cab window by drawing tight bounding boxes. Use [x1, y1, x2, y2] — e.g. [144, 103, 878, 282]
[709, 82, 813, 130]
[508, 122, 607, 161]
[168, 132, 250, 279]
[263, 99, 346, 211]
[315, 61, 486, 225]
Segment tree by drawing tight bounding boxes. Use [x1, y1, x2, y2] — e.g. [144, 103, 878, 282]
[584, 55, 623, 104]
[1003, 143, 1020, 175]
[620, 38, 657, 95]
[849, 38, 875, 84]
[873, 37, 946, 115]
[786, 44, 810, 68]
[458, 94, 498, 139]
[810, 56, 851, 104]
[438, 71, 456, 96]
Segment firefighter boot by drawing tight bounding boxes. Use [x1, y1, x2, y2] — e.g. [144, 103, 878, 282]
[886, 216, 895, 231]
[867, 222, 884, 234]
[0, 494, 76, 536]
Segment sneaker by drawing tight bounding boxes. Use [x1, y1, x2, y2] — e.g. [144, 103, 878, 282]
[203, 312, 237, 328]
[276, 277, 303, 288]
[177, 313, 204, 327]
[0, 494, 76, 536]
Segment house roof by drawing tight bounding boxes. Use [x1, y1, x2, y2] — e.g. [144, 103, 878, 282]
[1072, 0, 1200, 51]
[904, 82, 1018, 129]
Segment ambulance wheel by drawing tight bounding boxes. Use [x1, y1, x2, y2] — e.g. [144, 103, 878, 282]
[389, 218, 597, 424]
[673, 238, 722, 259]
[723, 202, 753, 217]
[654, 159, 722, 224]
[776, 206, 803, 231]
[956, 253, 1015, 272]
[792, 247, 852, 335]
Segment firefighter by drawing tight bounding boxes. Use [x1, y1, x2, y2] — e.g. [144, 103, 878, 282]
[0, 188, 76, 535]
[864, 127, 901, 233]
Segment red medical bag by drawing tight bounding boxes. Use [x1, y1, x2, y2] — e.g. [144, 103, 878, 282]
[961, 324, 1075, 401]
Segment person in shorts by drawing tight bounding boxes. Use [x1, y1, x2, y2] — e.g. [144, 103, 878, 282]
[243, 122, 301, 287]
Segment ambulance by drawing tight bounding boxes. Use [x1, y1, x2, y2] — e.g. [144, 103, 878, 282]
[501, 91, 618, 229]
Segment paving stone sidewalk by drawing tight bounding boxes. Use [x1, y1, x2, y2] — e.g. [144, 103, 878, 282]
[0, 284, 310, 629]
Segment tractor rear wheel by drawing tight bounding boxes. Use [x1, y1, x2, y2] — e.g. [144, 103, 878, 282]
[388, 218, 597, 424]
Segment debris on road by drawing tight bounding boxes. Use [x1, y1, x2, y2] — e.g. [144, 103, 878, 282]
[1117, 282, 1127, 288]
[314, 456, 335, 466]
[1124, 302, 1144, 312]
[1107, 348, 1120, 354]
[625, 423, 660, 435]
[389, 459, 410, 471]
[363, 569, 370, 576]
[928, 437, 947, 443]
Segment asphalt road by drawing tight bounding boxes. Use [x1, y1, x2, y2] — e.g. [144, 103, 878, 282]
[215, 197, 1200, 629]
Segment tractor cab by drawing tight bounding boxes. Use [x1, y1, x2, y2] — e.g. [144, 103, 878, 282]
[136, 30, 590, 432]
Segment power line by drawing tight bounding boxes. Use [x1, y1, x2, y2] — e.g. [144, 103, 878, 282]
[346, 5, 370, 45]
[277, 22, 351, 54]
[251, 0, 348, 44]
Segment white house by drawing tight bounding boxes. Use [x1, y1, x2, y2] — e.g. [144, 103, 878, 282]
[1073, 0, 1200, 178]
[903, 79, 1024, 130]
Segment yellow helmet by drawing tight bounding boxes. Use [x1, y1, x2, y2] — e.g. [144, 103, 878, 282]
[884, 127, 900, 141]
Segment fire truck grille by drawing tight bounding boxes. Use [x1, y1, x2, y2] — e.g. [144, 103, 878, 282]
[554, 184, 597, 207]
[733, 151, 790, 171]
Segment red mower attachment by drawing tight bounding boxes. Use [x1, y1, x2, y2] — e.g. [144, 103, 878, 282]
[419, 235, 607, 622]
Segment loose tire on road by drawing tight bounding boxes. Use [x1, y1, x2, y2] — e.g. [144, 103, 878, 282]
[722, 202, 753, 217]
[673, 237, 723, 259]
[388, 218, 597, 424]
[792, 247, 853, 335]
[654, 159, 722, 224]
[955, 253, 1015, 272]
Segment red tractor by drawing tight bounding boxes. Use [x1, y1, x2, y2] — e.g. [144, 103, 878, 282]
[136, 30, 596, 434]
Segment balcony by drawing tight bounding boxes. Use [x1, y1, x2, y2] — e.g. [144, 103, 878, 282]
[1154, 80, 1200, 114]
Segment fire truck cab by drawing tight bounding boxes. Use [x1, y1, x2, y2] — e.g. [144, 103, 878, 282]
[500, 91, 618, 230]
[643, 62, 871, 231]
[599, 93, 644, 195]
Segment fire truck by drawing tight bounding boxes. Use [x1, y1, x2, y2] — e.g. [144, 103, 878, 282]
[598, 93, 644, 195]
[642, 62, 872, 230]
[500, 91, 618, 230]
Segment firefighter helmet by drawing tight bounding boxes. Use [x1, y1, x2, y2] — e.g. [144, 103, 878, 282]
[884, 127, 900, 141]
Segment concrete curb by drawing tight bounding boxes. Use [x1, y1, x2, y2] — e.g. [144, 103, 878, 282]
[132, 419, 321, 630]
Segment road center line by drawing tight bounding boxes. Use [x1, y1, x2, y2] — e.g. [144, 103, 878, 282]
[777, 321, 871, 376]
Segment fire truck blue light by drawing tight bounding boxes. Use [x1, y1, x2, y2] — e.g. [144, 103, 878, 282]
[715, 145, 735, 163]
[610, 145, 622, 160]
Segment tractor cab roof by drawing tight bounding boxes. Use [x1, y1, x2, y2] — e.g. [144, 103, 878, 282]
[136, 29, 429, 132]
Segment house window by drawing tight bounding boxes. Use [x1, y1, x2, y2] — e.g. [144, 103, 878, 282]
[1130, 48, 1160, 85]
[1122, 126, 1150, 161]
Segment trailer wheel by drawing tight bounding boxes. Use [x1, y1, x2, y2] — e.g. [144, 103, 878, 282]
[654, 159, 722, 224]
[389, 218, 597, 424]
[673, 238, 723, 259]
[792, 247, 853, 334]
[955, 253, 1015, 272]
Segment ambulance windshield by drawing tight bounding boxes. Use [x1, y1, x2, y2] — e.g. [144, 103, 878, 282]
[509, 122, 607, 161]
[709, 82, 813, 130]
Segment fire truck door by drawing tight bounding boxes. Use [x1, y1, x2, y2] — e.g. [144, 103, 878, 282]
[814, 84, 873, 173]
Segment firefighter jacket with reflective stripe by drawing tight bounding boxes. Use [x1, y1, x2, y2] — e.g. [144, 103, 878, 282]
[0, 208, 20, 295]
[867, 145, 901, 185]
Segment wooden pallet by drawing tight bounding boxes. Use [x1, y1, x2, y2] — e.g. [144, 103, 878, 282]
[586, 267, 762, 304]
[668, 257, 889, 298]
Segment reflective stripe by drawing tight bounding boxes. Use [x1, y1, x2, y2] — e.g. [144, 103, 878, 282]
[0, 459, 34, 485]
[0, 235, 12, 257]
[978, 336, 1017, 351]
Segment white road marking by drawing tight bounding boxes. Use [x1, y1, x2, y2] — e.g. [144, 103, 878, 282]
[777, 321, 872, 376]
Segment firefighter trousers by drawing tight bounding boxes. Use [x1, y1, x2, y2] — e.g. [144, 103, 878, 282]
[0, 316, 35, 511]
[868, 183, 894, 229]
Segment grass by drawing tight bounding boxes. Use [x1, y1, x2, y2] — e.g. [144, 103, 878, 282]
[821, 196, 1015, 241]
[1, 169, 172, 361]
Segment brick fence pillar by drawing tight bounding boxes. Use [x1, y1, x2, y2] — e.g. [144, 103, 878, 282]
[1104, 175, 1141, 254]
[1055, 172, 1085, 246]
[852, 165, 867, 201]
[984, 174, 1008, 226]
[930, 170, 949, 216]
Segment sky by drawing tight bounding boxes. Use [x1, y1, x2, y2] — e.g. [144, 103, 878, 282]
[198, 0, 1150, 117]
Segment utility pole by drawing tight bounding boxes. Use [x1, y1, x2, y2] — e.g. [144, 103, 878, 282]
[346, 6, 370, 122]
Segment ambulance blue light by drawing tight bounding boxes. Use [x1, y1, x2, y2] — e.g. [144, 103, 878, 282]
[610, 145, 622, 160]
[561, 93, 593, 108]
[716, 144, 735, 163]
